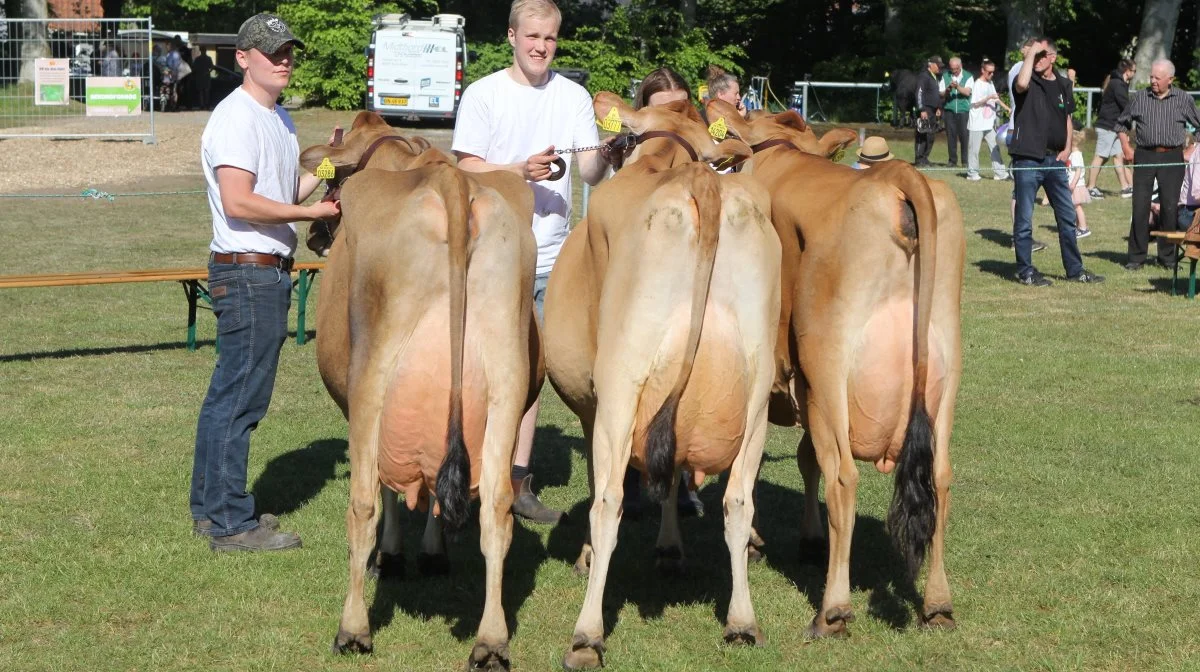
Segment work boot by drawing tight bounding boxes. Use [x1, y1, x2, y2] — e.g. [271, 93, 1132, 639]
[209, 523, 301, 552]
[193, 513, 279, 537]
[511, 474, 564, 525]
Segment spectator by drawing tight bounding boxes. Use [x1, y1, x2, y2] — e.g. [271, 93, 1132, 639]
[101, 42, 121, 77]
[453, 0, 610, 525]
[966, 58, 1010, 181]
[913, 55, 943, 168]
[166, 36, 192, 109]
[1115, 58, 1200, 271]
[192, 47, 214, 110]
[192, 13, 340, 551]
[634, 66, 690, 109]
[1179, 137, 1200, 230]
[1008, 37, 1038, 114]
[853, 136, 893, 168]
[1087, 59, 1136, 199]
[1009, 37, 1103, 286]
[1067, 128, 1091, 237]
[940, 56, 972, 168]
[706, 65, 746, 117]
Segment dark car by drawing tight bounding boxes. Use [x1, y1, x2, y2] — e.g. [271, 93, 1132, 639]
[208, 65, 242, 108]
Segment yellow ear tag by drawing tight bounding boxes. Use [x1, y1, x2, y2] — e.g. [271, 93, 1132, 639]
[316, 157, 336, 180]
[832, 148, 846, 163]
[708, 117, 728, 140]
[597, 107, 622, 133]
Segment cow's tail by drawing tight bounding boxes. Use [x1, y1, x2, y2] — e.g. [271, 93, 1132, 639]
[645, 168, 721, 503]
[885, 163, 938, 580]
[435, 166, 472, 531]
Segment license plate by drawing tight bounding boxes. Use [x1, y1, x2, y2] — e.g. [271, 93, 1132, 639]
[382, 96, 408, 106]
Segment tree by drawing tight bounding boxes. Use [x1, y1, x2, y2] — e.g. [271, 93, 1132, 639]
[1132, 0, 1183, 87]
[18, 0, 50, 84]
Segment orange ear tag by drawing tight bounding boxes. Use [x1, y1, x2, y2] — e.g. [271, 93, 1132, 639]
[316, 157, 336, 179]
[597, 107, 622, 133]
[708, 117, 728, 139]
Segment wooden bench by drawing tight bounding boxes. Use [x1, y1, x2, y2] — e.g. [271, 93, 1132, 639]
[1149, 231, 1197, 300]
[0, 262, 326, 350]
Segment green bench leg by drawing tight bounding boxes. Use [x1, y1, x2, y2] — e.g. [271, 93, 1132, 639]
[296, 268, 318, 345]
[1189, 259, 1197, 300]
[184, 280, 198, 351]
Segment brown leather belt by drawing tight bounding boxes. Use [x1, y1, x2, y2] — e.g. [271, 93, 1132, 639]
[1141, 145, 1181, 153]
[210, 252, 294, 271]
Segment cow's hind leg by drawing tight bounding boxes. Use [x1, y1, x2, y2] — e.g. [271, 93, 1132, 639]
[654, 469, 685, 575]
[371, 487, 404, 580]
[921, 389, 957, 630]
[796, 433, 827, 564]
[573, 420, 595, 577]
[723, 409, 768, 647]
[804, 401, 858, 640]
[417, 507, 449, 576]
[332, 369, 389, 654]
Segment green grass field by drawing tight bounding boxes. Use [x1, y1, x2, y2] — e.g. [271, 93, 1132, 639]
[1, 116, 1199, 671]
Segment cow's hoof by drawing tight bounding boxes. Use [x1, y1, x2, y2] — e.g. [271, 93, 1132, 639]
[573, 548, 592, 577]
[747, 543, 764, 564]
[331, 629, 373, 655]
[562, 633, 605, 671]
[723, 624, 765, 647]
[797, 537, 828, 566]
[468, 641, 511, 671]
[804, 606, 853, 640]
[370, 551, 405, 581]
[920, 603, 956, 631]
[418, 552, 450, 576]
[655, 546, 685, 575]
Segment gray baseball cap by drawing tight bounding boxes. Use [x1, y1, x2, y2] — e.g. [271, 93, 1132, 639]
[236, 14, 305, 53]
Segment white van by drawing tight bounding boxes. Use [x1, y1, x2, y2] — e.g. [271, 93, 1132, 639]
[367, 13, 466, 122]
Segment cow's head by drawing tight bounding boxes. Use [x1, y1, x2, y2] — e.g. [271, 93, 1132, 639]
[297, 112, 452, 256]
[592, 91, 752, 171]
[704, 100, 858, 161]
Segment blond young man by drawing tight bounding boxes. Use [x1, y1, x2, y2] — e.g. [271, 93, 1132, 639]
[452, 0, 608, 524]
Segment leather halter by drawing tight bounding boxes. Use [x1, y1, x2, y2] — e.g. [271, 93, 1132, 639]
[750, 138, 801, 154]
[636, 130, 700, 162]
[321, 135, 412, 203]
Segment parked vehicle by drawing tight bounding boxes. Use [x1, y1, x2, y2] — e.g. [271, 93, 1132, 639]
[366, 13, 467, 122]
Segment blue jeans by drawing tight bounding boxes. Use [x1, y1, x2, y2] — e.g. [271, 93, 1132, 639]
[532, 271, 550, 323]
[190, 262, 292, 536]
[1012, 155, 1083, 279]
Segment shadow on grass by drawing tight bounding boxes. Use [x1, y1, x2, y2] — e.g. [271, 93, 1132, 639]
[973, 259, 1021, 281]
[531, 424, 581, 489]
[252, 438, 348, 516]
[367, 502, 547, 643]
[0, 339, 213, 363]
[1141, 276, 1195, 297]
[1083, 250, 1127, 265]
[975, 228, 1012, 248]
[543, 468, 920, 641]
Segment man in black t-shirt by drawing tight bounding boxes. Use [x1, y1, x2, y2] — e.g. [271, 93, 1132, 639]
[1009, 38, 1104, 286]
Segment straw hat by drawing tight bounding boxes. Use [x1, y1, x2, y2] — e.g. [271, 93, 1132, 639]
[856, 136, 893, 163]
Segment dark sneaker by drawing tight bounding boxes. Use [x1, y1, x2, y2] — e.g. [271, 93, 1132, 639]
[1123, 261, 1144, 271]
[1017, 270, 1052, 287]
[1088, 187, 1104, 199]
[1032, 240, 1048, 252]
[1121, 187, 1133, 198]
[511, 474, 564, 525]
[209, 524, 301, 552]
[1067, 270, 1105, 283]
[1075, 228, 1092, 239]
[193, 513, 279, 537]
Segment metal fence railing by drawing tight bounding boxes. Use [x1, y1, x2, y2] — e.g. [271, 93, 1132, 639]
[0, 17, 155, 142]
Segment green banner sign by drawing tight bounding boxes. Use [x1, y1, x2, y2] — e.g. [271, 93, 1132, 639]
[85, 77, 142, 116]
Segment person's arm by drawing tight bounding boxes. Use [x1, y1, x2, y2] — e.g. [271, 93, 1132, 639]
[959, 74, 973, 98]
[1116, 93, 1137, 161]
[217, 167, 339, 224]
[1181, 96, 1200, 145]
[1057, 114, 1072, 163]
[1014, 41, 1042, 94]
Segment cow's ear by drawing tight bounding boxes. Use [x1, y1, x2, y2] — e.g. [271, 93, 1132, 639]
[703, 100, 752, 142]
[775, 109, 808, 132]
[818, 128, 859, 159]
[593, 91, 638, 133]
[351, 110, 385, 130]
[299, 143, 359, 175]
[745, 109, 770, 122]
[703, 137, 754, 169]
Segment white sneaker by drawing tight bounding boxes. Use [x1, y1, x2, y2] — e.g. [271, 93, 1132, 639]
[994, 174, 1010, 181]
[966, 174, 982, 182]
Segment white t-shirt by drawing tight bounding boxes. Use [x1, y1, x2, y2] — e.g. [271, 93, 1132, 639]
[1066, 149, 1085, 183]
[452, 69, 599, 275]
[1007, 61, 1023, 111]
[201, 87, 300, 257]
[968, 79, 1001, 131]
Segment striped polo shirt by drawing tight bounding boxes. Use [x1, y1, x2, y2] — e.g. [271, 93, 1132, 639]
[1115, 87, 1200, 148]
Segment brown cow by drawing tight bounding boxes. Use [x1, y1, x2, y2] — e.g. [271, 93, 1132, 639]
[299, 111, 540, 671]
[545, 93, 780, 669]
[706, 100, 965, 638]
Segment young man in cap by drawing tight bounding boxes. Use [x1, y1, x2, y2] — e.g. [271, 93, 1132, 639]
[452, 0, 610, 525]
[191, 13, 341, 551]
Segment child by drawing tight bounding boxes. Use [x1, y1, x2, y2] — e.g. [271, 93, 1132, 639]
[1068, 129, 1091, 237]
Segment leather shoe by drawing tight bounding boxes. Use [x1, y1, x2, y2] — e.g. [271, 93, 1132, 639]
[209, 524, 301, 552]
[1123, 262, 1144, 271]
[194, 513, 279, 537]
[511, 474, 564, 525]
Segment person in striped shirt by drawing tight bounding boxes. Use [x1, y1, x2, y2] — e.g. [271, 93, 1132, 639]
[1115, 58, 1200, 270]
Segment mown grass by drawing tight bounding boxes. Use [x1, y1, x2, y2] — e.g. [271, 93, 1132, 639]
[1, 118, 1199, 672]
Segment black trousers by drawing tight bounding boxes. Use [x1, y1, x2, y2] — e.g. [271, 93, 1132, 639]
[944, 110, 969, 166]
[914, 108, 937, 165]
[1130, 147, 1185, 265]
